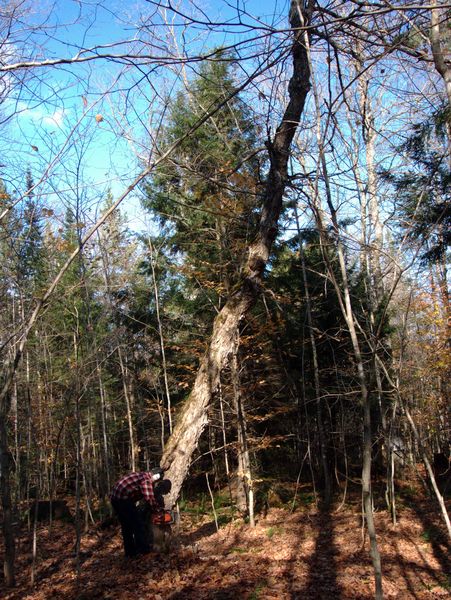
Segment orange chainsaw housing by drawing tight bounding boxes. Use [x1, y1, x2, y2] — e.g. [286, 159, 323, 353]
[151, 510, 174, 525]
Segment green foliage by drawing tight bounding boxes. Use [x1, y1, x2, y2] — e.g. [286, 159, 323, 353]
[16, 170, 46, 293]
[214, 492, 230, 510]
[248, 581, 268, 600]
[229, 546, 247, 554]
[137, 51, 266, 446]
[142, 49, 262, 304]
[420, 524, 444, 544]
[381, 106, 451, 265]
[256, 229, 356, 483]
[217, 514, 232, 527]
[0, 172, 47, 307]
[266, 526, 285, 539]
[298, 492, 315, 506]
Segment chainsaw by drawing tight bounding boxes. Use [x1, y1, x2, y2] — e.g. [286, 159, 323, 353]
[151, 510, 175, 526]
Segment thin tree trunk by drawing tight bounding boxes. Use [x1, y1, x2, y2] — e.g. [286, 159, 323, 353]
[12, 380, 19, 500]
[357, 62, 384, 294]
[336, 398, 349, 511]
[403, 402, 451, 540]
[161, 0, 313, 507]
[295, 207, 331, 506]
[430, 0, 451, 346]
[357, 61, 390, 487]
[232, 334, 255, 526]
[303, 19, 383, 594]
[385, 399, 399, 525]
[312, 188, 383, 599]
[73, 328, 82, 580]
[148, 240, 173, 434]
[117, 346, 136, 471]
[30, 489, 39, 586]
[430, 0, 451, 108]
[11, 297, 20, 504]
[0, 405, 15, 586]
[97, 361, 111, 497]
[218, 381, 230, 478]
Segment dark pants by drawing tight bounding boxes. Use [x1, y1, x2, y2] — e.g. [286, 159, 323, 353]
[111, 498, 152, 557]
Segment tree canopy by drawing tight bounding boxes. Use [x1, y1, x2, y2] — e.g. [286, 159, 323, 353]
[0, 1, 450, 597]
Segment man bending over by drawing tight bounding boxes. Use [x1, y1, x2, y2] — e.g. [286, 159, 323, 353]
[110, 468, 164, 557]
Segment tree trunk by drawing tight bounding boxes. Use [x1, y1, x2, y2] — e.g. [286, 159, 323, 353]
[296, 208, 331, 506]
[97, 361, 111, 498]
[430, 1, 451, 349]
[313, 179, 384, 599]
[403, 403, 451, 540]
[0, 406, 15, 586]
[430, 0, 451, 108]
[161, 0, 312, 507]
[303, 21, 384, 595]
[148, 240, 173, 434]
[232, 334, 255, 525]
[118, 346, 137, 471]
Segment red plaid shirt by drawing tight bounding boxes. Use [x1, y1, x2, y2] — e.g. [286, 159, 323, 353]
[110, 472, 159, 509]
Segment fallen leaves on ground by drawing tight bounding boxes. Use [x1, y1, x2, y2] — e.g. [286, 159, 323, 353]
[2, 496, 450, 599]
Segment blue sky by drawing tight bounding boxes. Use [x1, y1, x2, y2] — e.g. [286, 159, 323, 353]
[1, 0, 439, 239]
[1, 0, 294, 231]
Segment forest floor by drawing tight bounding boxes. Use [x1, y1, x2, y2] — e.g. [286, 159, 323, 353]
[2, 486, 450, 600]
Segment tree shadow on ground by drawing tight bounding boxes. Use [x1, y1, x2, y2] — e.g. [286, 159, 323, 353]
[388, 535, 443, 599]
[410, 501, 451, 579]
[168, 579, 263, 600]
[292, 502, 342, 599]
[177, 520, 218, 545]
[167, 505, 343, 599]
[6, 502, 450, 599]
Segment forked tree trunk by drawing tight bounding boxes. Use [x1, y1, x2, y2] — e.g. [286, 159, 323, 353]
[161, 0, 313, 508]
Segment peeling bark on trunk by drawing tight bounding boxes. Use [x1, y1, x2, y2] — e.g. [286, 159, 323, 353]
[161, 0, 312, 508]
[161, 294, 254, 506]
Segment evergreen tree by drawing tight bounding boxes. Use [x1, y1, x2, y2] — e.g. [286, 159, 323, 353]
[17, 169, 45, 295]
[383, 107, 451, 266]
[140, 56, 266, 480]
[143, 52, 262, 308]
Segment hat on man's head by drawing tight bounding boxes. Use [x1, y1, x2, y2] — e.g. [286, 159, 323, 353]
[150, 467, 164, 482]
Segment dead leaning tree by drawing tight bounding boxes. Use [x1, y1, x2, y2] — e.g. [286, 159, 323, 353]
[0, 76, 263, 583]
[161, 0, 313, 508]
[0, 1, 312, 580]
